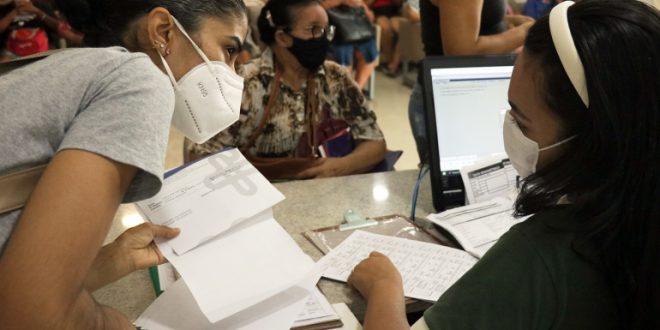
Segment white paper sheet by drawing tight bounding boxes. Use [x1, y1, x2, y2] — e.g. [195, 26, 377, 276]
[158, 209, 316, 323]
[135, 268, 321, 330]
[320, 231, 477, 302]
[426, 197, 526, 258]
[136, 149, 285, 255]
[460, 158, 518, 204]
[292, 287, 340, 328]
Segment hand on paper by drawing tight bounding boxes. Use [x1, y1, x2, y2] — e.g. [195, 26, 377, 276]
[85, 223, 180, 291]
[296, 157, 351, 179]
[347, 251, 403, 300]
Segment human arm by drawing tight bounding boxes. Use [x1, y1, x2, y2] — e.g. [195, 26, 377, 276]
[347, 252, 409, 330]
[0, 51, 174, 329]
[296, 139, 386, 178]
[0, 150, 140, 329]
[84, 223, 180, 292]
[436, 0, 533, 55]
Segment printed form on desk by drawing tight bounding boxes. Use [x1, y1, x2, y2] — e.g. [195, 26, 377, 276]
[460, 157, 518, 204]
[135, 149, 317, 325]
[426, 197, 529, 258]
[320, 231, 477, 302]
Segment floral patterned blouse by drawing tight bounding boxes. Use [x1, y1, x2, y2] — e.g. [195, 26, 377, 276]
[189, 48, 384, 158]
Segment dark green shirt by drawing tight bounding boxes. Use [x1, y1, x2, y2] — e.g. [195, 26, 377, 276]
[424, 207, 620, 329]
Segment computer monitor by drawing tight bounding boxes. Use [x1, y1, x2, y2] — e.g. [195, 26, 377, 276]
[422, 55, 516, 211]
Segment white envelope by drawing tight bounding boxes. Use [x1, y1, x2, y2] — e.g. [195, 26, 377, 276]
[157, 209, 316, 323]
[135, 268, 321, 330]
[136, 149, 285, 255]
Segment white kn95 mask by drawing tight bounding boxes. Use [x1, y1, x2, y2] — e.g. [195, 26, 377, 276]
[159, 17, 244, 144]
[503, 111, 576, 178]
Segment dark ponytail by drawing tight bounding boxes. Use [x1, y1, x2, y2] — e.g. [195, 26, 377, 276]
[55, 0, 246, 47]
[256, 0, 320, 45]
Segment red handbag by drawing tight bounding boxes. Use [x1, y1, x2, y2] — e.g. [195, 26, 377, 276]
[6, 28, 49, 57]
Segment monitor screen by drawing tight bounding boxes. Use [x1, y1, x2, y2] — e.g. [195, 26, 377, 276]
[430, 65, 512, 172]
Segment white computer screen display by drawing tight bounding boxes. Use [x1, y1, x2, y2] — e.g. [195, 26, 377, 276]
[430, 66, 513, 171]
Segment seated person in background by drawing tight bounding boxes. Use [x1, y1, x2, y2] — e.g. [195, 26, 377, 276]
[367, 0, 403, 76]
[189, 0, 386, 180]
[0, 0, 78, 61]
[384, 0, 419, 76]
[322, 0, 379, 91]
[349, 0, 660, 328]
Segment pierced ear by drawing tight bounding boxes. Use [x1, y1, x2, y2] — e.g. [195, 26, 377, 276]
[146, 7, 175, 52]
[274, 30, 292, 48]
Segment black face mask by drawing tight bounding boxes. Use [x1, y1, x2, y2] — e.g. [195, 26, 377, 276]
[287, 35, 330, 71]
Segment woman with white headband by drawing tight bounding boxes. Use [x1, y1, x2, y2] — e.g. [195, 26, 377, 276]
[347, 0, 660, 328]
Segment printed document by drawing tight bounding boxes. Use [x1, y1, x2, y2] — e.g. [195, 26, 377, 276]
[320, 231, 477, 302]
[427, 197, 527, 258]
[291, 287, 341, 329]
[460, 158, 517, 204]
[136, 149, 285, 255]
[135, 268, 321, 330]
[157, 210, 316, 323]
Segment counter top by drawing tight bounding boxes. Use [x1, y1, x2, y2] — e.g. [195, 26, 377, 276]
[94, 169, 436, 322]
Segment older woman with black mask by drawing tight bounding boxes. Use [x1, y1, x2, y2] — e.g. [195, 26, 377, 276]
[190, 0, 387, 180]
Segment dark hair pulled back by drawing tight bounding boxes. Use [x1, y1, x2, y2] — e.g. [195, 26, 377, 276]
[517, 0, 660, 327]
[256, 0, 320, 45]
[54, 0, 246, 47]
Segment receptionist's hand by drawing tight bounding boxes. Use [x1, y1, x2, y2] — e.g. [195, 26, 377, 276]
[296, 157, 351, 179]
[347, 251, 403, 300]
[84, 223, 180, 291]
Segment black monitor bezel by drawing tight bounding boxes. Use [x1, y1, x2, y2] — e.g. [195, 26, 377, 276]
[421, 54, 517, 212]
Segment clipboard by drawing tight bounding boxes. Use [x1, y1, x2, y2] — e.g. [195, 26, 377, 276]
[303, 214, 455, 255]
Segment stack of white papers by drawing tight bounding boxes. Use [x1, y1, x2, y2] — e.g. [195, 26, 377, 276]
[426, 197, 527, 258]
[320, 231, 477, 302]
[135, 149, 317, 327]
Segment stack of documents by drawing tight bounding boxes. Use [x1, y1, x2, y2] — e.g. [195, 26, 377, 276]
[135, 149, 318, 328]
[427, 197, 529, 258]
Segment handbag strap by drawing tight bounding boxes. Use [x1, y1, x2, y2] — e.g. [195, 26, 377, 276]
[243, 69, 283, 151]
[0, 53, 53, 215]
[243, 67, 318, 155]
[0, 165, 47, 214]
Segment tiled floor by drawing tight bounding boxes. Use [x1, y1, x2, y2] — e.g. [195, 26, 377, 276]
[164, 71, 420, 171]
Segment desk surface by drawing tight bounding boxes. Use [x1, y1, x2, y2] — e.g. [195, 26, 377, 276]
[94, 169, 436, 322]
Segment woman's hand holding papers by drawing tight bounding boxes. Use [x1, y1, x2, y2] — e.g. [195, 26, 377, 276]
[347, 251, 410, 330]
[84, 223, 180, 291]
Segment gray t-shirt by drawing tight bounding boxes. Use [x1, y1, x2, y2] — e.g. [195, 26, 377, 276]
[0, 47, 174, 252]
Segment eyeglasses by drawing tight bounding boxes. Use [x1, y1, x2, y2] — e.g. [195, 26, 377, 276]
[288, 25, 336, 41]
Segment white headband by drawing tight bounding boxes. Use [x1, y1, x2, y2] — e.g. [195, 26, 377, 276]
[549, 1, 589, 107]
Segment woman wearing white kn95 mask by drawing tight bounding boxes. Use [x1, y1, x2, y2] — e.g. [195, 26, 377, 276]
[345, 0, 660, 329]
[0, 0, 248, 328]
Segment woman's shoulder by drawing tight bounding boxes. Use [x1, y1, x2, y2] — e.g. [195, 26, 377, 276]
[46, 47, 165, 83]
